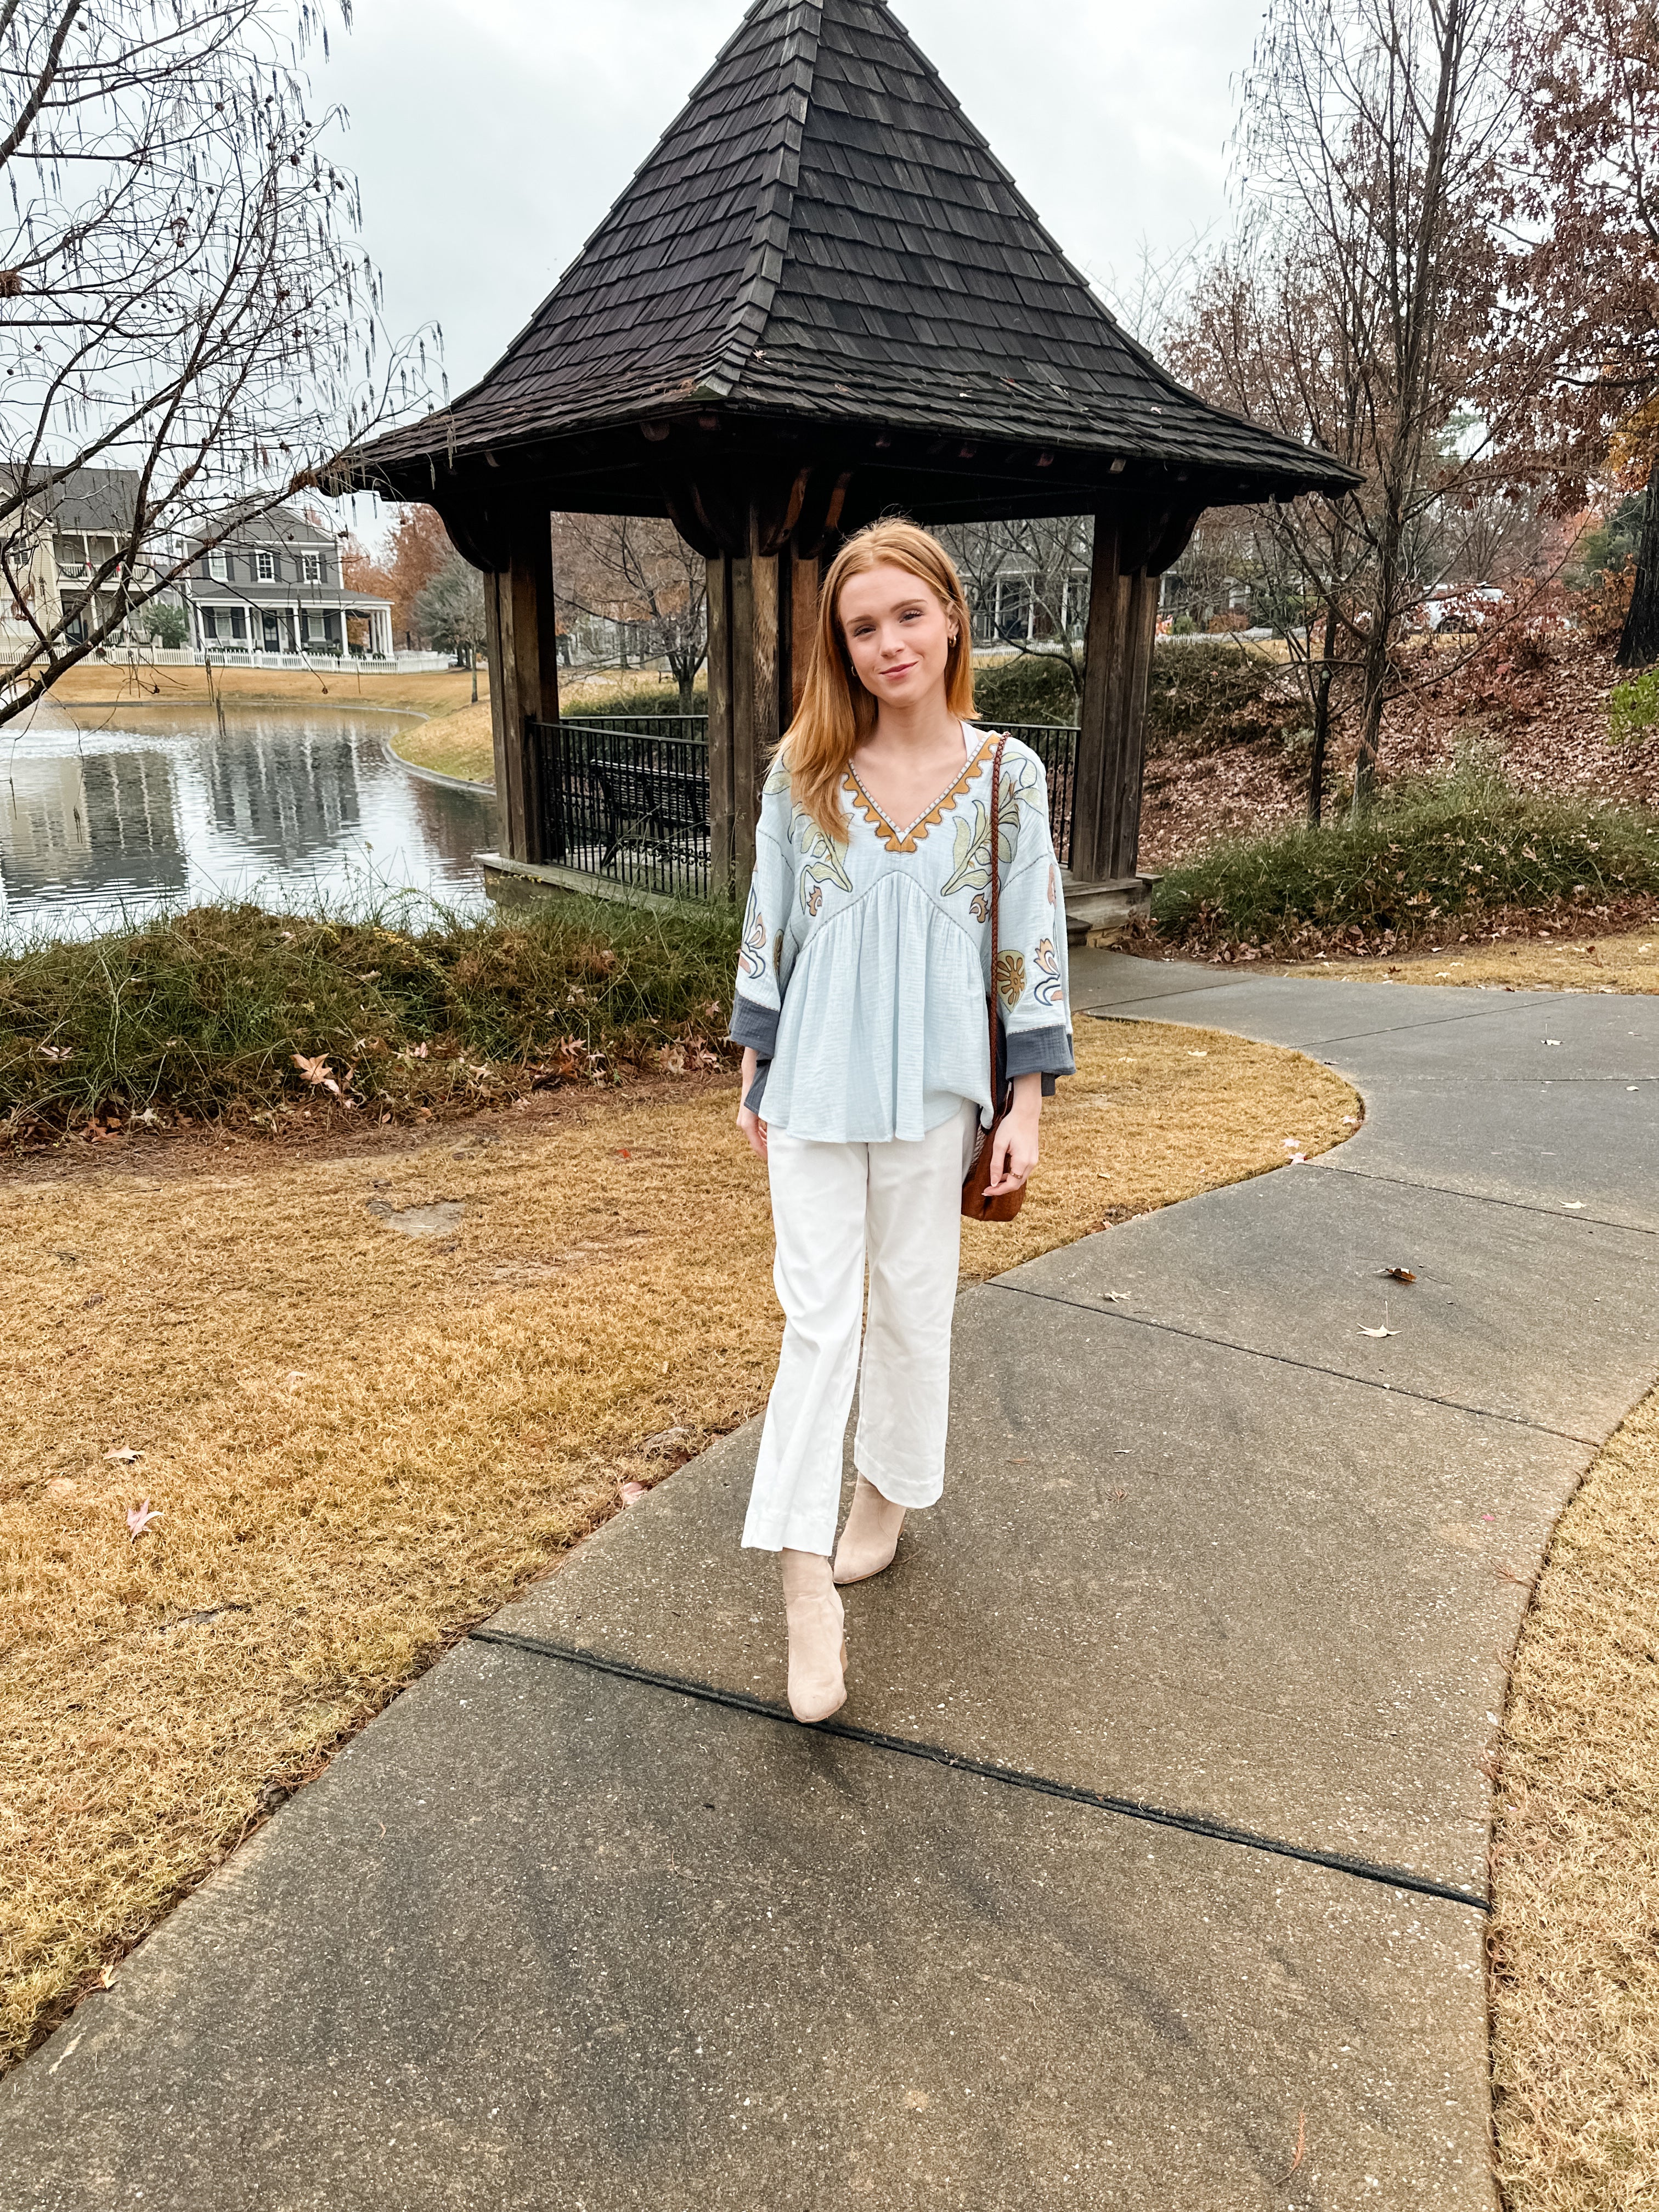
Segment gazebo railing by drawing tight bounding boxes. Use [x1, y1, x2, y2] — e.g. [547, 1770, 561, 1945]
[970, 720, 1076, 867]
[532, 717, 711, 900]
[529, 714, 1079, 901]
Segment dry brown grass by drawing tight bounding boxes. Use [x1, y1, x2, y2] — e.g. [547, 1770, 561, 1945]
[1278, 930, 1659, 995]
[385, 673, 692, 788]
[391, 699, 495, 782]
[1491, 1390, 1659, 2210]
[48, 660, 487, 720]
[0, 1017, 1355, 2071]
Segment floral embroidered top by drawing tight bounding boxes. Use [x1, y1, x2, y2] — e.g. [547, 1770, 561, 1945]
[727, 726, 1074, 1144]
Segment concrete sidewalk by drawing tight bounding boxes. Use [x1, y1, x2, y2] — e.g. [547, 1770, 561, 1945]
[7, 953, 1659, 2209]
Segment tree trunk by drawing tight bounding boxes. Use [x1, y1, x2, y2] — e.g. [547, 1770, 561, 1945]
[678, 665, 695, 712]
[1307, 602, 1338, 826]
[1616, 467, 1659, 669]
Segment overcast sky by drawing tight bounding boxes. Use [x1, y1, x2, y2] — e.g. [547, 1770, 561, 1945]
[322, 0, 1260, 533]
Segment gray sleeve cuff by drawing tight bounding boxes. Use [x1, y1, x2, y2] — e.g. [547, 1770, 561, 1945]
[729, 995, 779, 1054]
[1005, 1023, 1075, 1080]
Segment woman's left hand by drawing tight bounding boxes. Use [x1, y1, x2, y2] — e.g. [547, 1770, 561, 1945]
[986, 1073, 1041, 1195]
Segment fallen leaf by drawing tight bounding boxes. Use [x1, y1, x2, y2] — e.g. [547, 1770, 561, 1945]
[615, 1148, 633, 1160]
[126, 1499, 163, 1540]
[81, 1291, 105, 1308]
[104, 1446, 141, 1464]
[292, 1051, 346, 1099]
[618, 1481, 649, 1505]
[1359, 1324, 1396, 1338]
[1562, 1200, 1585, 1210]
[99, 1963, 116, 1989]
[1380, 1267, 1417, 1283]
[1283, 2109, 1307, 2182]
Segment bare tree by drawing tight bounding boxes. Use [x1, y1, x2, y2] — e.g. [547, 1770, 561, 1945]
[1180, 0, 1529, 811]
[549, 514, 708, 707]
[0, 0, 434, 721]
[1509, 0, 1659, 665]
[940, 515, 1093, 695]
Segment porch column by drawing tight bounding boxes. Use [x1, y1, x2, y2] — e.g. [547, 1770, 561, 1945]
[483, 512, 561, 864]
[1070, 512, 1159, 884]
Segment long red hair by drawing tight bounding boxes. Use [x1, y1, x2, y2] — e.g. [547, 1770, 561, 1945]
[780, 519, 977, 843]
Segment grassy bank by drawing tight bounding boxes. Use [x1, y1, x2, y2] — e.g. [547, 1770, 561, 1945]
[1152, 766, 1659, 959]
[0, 1017, 1358, 2072]
[1280, 932, 1659, 992]
[47, 659, 487, 720]
[1491, 1385, 1659, 2209]
[0, 898, 740, 1144]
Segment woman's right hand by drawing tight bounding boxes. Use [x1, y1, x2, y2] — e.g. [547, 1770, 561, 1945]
[737, 1047, 768, 1157]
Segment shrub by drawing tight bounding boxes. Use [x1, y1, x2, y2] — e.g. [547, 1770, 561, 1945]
[970, 653, 1079, 725]
[563, 681, 708, 721]
[0, 895, 741, 1141]
[1152, 762, 1659, 956]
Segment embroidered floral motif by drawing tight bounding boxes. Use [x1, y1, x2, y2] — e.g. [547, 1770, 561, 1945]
[995, 949, 1026, 1008]
[738, 885, 767, 979]
[970, 889, 990, 923]
[1033, 936, 1063, 1009]
[1046, 862, 1057, 908]
[795, 818, 853, 915]
[845, 736, 995, 854]
[940, 796, 1017, 902]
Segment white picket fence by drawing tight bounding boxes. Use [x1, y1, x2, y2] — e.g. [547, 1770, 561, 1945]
[73, 645, 454, 675]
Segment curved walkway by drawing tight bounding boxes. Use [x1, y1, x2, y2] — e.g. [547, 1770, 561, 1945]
[7, 950, 1658, 2210]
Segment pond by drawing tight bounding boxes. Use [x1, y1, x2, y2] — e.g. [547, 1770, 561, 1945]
[0, 700, 496, 942]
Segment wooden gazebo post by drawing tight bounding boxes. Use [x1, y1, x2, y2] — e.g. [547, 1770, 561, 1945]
[479, 513, 561, 867]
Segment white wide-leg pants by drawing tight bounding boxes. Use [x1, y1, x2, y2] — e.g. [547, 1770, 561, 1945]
[742, 1101, 978, 1556]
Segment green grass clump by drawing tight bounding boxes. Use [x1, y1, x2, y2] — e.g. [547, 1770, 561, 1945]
[0, 895, 740, 1141]
[1609, 665, 1659, 746]
[1153, 765, 1659, 956]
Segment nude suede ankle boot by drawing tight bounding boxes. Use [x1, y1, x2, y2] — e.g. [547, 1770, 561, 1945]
[833, 1474, 906, 1585]
[780, 1548, 847, 1723]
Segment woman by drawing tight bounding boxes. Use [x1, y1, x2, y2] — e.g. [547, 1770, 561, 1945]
[730, 519, 1074, 1722]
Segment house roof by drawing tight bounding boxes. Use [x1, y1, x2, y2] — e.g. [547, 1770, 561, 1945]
[351, 0, 1357, 520]
[16, 465, 142, 538]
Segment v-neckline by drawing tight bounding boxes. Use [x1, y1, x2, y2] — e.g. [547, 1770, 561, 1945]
[848, 726, 985, 847]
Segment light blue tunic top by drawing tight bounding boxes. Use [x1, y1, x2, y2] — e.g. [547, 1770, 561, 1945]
[728, 727, 1074, 1144]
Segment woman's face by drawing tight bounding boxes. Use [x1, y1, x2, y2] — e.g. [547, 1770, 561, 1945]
[837, 562, 958, 712]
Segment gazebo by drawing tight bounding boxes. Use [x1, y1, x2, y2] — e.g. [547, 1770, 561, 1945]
[342, 0, 1357, 919]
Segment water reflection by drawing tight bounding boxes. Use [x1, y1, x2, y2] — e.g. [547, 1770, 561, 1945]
[0, 702, 494, 939]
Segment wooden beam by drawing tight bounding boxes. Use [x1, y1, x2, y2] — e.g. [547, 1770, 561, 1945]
[1070, 515, 1125, 883]
[1108, 569, 1159, 879]
[730, 550, 758, 895]
[706, 552, 736, 898]
[748, 507, 782, 823]
[489, 514, 561, 864]
[788, 548, 820, 715]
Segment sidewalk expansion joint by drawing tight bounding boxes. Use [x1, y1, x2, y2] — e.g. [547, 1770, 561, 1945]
[985, 1279, 1600, 1444]
[1311, 1158, 1659, 1243]
[469, 1626, 1490, 1914]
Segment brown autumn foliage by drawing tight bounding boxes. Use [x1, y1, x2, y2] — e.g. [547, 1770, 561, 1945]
[342, 505, 454, 650]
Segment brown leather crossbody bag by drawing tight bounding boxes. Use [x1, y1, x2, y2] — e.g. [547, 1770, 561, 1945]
[961, 735, 1028, 1223]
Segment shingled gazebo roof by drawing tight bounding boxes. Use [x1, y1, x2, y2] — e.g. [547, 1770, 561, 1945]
[347, 0, 1357, 541]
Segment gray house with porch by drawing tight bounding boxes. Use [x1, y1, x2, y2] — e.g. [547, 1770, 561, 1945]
[189, 507, 393, 659]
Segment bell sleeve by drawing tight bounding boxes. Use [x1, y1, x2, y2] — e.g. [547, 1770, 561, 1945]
[993, 754, 1075, 1097]
[727, 793, 795, 1113]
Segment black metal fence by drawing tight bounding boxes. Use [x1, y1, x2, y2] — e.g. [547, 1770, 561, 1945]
[532, 717, 712, 900]
[530, 714, 1079, 901]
